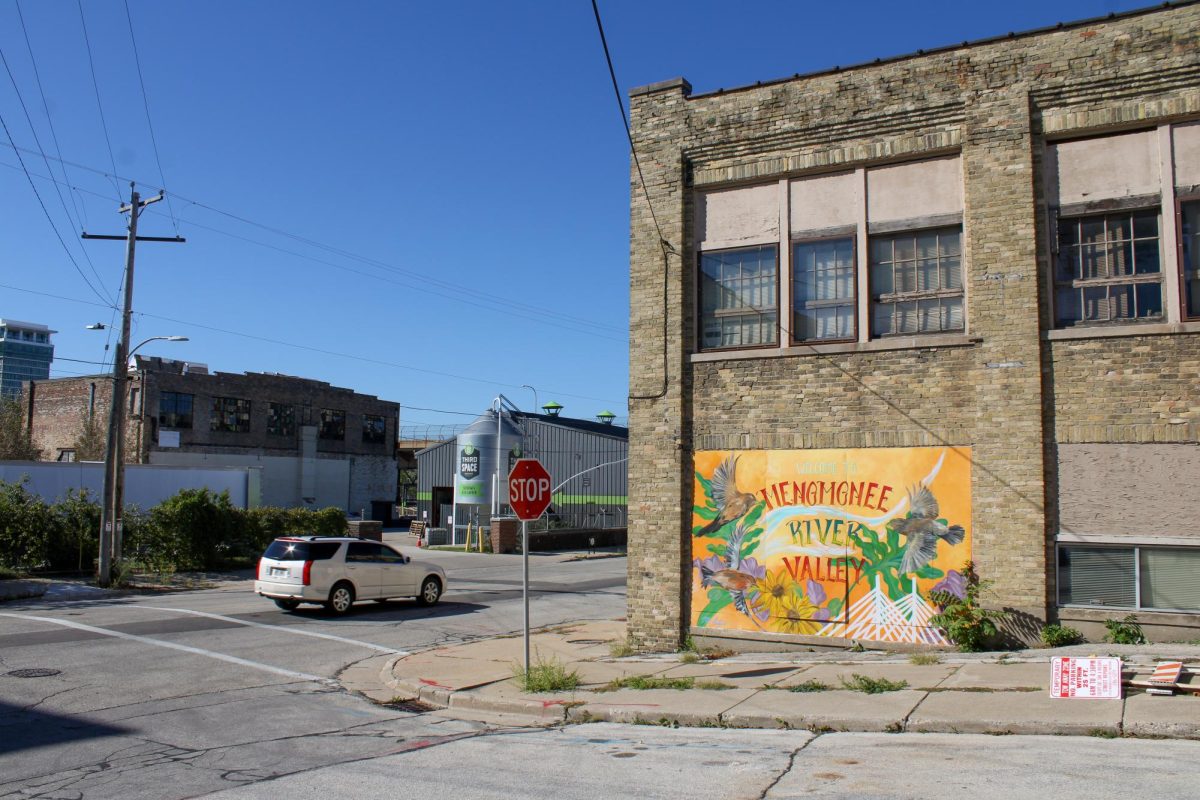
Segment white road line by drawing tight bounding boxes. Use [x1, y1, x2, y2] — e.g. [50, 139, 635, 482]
[140, 606, 407, 655]
[0, 612, 334, 686]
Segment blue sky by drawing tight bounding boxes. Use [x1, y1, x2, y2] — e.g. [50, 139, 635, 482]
[0, 0, 1148, 436]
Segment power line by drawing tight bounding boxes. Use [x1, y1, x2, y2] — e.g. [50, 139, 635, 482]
[0, 41, 115, 305]
[76, 0, 122, 198]
[0, 281, 626, 407]
[122, 0, 179, 236]
[0, 110, 114, 308]
[0, 141, 622, 335]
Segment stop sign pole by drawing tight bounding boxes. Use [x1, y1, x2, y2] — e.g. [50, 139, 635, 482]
[509, 458, 552, 680]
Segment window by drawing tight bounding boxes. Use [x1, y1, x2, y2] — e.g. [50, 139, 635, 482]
[211, 397, 251, 433]
[267, 402, 295, 437]
[362, 413, 386, 444]
[57, 449, 75, 463]
[793, 237, 856, 342]
[1058, 545, 1200, 612]
[1054, 210, 1162, 326]
[1182, 200, 1200, 320]
[319, 408, 345, 440]
[869, 227, 963, 336]
[159, 392, 194, 429]
[698, 245, 778, 351]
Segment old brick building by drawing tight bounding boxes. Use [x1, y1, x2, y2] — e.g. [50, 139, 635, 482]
[627, 4, 1200, 650]
[24, 356, 399, 516]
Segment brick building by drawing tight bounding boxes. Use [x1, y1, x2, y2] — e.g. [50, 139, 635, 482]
[24, 356, 399, 516]
[626, 4, 1200, 651]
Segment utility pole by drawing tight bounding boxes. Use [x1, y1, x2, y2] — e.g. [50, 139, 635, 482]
[83, 183, 184, 586]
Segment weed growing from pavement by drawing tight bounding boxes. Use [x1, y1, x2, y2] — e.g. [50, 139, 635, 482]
[786, 679, 832, 693]
[680, 652, 700, 664]
[599, 675, 734, 692]
[608, 639, 635, 658]
[1089, 729, 1119, 739]
[1104, 615, 1147, 645]
[840, 674, 909, 694]
[1040, 624, 1084, 647]
[512, 653, 580, 693]
[909, 654, 941, 665]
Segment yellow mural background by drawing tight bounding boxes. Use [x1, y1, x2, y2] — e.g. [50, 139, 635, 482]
[690, 446, 972, 643]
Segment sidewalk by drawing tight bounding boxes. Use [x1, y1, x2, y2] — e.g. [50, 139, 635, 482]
[360, 620, 1200, 739]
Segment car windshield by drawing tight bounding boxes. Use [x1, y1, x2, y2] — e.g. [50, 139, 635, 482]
[263, 540, 340, 561]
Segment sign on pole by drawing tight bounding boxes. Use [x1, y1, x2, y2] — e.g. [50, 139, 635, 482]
[1051, 657, 1122, 699]
[508, 458, 552, 521]
[508, 458, 552, 687]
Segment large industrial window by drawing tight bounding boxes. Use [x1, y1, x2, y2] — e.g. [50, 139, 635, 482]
[362, 414, 386, 444]
[1054, 210, 1162, 326]
[792, 237, 855, 343]
[1182, 200, 1200, 319]
[698, 245, 778, 351]
[319, 408, 345, 440]
[211, 397, 251, 433]
[267, 402, 295, 437]
[1058, 545, 1200, 612]
[159, 391, 193, 429]
[869, 227, 963, 337]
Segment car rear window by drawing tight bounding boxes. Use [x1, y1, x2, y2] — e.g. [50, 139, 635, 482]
[263, 540, 341, 561]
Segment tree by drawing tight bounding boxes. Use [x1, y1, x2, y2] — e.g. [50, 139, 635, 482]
[0, 395, 40, 461]
[72, 410, 106, 462]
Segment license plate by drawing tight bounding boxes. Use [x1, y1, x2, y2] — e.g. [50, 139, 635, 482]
[270, 567, 287, 577]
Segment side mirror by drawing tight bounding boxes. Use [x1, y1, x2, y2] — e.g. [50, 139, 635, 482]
[404, 555, 411, 564]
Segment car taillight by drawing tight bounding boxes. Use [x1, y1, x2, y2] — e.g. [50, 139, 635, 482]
[302, 560, 314, 585]
[257, 558, 264, 580]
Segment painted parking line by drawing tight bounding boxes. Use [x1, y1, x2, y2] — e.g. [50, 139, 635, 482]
[140, 607, 407, 656]
[0, 612, 334, 686]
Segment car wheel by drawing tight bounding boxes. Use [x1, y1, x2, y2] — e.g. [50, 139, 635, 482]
[416, 576, 442, 606]
[326, 581, 355, 615]
[274, 599, 300, 611]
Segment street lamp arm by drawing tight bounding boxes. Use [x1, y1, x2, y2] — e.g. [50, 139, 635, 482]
[553, 456, 629, 494]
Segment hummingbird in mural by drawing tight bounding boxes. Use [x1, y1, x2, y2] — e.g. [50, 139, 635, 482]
[889, 483, 966, 575]
[696, 454, 759, 537]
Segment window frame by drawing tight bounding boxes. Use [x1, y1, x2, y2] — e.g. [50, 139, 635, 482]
[867, 225, 965, 339]
[695, 243, 781, 353]
[211, 396, 252, 434]
[1177, 194, 1200, 322]
[362, 413, 387, 444]
[158, 391, 194, 430]
[1051, 208, 1164, 328]
[1056, 543, 1200, 614]
[267, 402, 296, 437]
[319, 408, 346, 441]
[790, 234, 858, 345]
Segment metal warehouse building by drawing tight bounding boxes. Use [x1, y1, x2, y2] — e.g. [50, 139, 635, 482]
[416, 400, 627, 543]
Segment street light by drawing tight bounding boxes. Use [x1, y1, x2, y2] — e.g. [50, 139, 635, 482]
[90, 327, 187, 585]
[520, 384, 538, 413]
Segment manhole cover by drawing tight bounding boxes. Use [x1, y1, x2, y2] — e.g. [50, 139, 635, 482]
[6, 668, 61, 678]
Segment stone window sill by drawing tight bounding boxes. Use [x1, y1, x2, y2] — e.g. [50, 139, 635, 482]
[1045, 320, 1200, 341]
[690, 333, 978, 363]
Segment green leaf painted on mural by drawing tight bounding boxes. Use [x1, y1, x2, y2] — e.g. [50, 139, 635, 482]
[697, 587, 733, 627]
[694, 505, 718, 521]
[826, 597, 844, 619]
[742, 501, 765, 528]
[706, 542, 726, 558]
[915, 564, 945, 580]
[848, 524, 908, 602]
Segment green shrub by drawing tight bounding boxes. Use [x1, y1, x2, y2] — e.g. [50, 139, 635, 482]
[0, 478, 58, 571]
[1040, 624, 1084, 647]
[1104, 615, 1146, 645]
[146, 488, 242, 570]
[48, 488, 100, 572]
[929, 561, 1009, 652]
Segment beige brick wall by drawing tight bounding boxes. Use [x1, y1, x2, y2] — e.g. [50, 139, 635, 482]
[627, 5, 1200, 650]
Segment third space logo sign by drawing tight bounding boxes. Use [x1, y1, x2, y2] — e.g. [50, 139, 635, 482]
[459, 445, 481, 480]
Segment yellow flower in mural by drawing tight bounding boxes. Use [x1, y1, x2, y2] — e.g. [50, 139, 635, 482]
[773, 592, 822, 636]
[757, 569, 797, 617]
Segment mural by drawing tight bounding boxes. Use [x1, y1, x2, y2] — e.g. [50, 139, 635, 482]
[691, 447, 972, 645]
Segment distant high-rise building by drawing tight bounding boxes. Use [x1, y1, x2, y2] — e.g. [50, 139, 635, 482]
[0, 319, 55, 397]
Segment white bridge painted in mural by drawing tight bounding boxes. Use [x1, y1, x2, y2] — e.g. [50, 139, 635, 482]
[818, 576, 948, 645]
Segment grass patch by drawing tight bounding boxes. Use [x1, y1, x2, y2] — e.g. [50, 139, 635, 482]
[608, 639, 635, 658]
[840, 674, 909, 694]
[600, 675, 734, 692]
[0, 565, 25, 580]
[680, 652, 700, 664]
[512, 654, 580, 693]
[786, 679, 831, 693]
[909, 654, 941, 665]
[1089, 728, 1119, 739]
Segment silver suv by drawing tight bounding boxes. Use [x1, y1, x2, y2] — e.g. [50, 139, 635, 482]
[254, 536, 447, 614]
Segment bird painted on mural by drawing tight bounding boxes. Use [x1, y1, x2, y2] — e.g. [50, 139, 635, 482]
[697, 520, 766, 627]
[888, 483, 966, 575]
[695, 454, 759, 537]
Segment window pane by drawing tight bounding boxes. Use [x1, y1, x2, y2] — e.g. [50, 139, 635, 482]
[699, 246, 778, 349]
[1133, 239, 1159, 275]
[918, 259, 939, 291]
[1055, 210, 1162, 328]
[894, 236, 915, 263]
[1139, 548, 1200, 611]
[868, 226, 963, 337]
[1110, 284, 1133, 319]
[1056, 288, 1081, 324]
[1059, 546, 1135, 607]
[1082, 286, 1108, 321]
[870, 238, 892, 265]
[944, 297, 964, 331]
[916, 231, 938, 259]
[1132, 211, 1158, 239]
[1080, 217, 1105, 245]
[1080, 244, 1107, 279]
[871, 262, 893, 295]
[1135, 283, 1162, 318]
[872, 303, 894, 337]
[1109, 240, 1133, 277]
[792, 238, 854, 342]
[941, 256, 962, 290]
[938, 230, 960, 257]
[1184, 201, 1200, 318]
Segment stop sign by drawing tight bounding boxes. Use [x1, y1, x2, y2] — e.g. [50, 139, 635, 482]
[508, 458, 552, 521]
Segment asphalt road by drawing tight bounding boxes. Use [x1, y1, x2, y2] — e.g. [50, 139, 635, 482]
[2, 548, 1199, 799]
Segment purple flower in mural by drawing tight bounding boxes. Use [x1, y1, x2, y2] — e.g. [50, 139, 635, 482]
[745, 589, 770, 622]
[812, 608, 831, 622]
[932, 570, 967, 600]
[738, 558, 767, 581]
[694, 555, 727, 588]
[806, 579, 826, 606]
